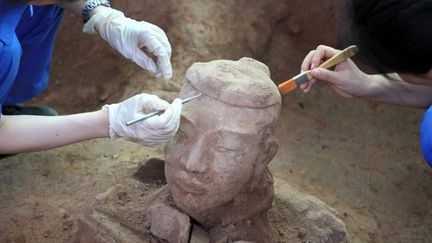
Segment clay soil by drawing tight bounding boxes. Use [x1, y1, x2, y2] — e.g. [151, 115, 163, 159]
[1, 0, 432, 242]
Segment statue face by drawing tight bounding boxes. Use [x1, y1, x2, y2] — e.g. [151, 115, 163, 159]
[164, 58, 281, 223]
[164, 95, 265, 216]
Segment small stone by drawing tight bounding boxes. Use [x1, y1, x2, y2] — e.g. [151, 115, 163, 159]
[62, 220, 73, 231]
[33, 214, 44, 220]
[99, 90, 110, 102]
[117, 191, 131, 205]
[58, 208, 66, 214]
[148, 202, 191, 243]
[297, 228, 306, 239]
[95, 186, 115, 204]
[58, 208, 68, 219]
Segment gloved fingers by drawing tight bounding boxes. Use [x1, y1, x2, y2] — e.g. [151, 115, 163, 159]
[116, 94, 146, 118]
[139, 24, 171, 56]
[135, 38, 171, 79]
[143, 127, 172, 142]
[139, 33, 166, 58]
[156, 54, 173, 80]
[139, 94, 170, 112]
[138, 31, 172, 79]
[162, 98, 182, 127]
[132, 49, 159, 75]
[150, 98, 182, 130]
[106, 93, 180, 146]
[152, 27, 172, 80]
[152, 25, 172, 52]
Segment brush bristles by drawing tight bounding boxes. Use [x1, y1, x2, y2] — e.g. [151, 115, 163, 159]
[278, 79, 297, 95]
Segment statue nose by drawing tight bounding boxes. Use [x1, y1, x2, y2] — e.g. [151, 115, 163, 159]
[181, 137, 208, 173]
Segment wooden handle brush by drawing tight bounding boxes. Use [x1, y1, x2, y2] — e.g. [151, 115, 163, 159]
[278, 45, 359, 95]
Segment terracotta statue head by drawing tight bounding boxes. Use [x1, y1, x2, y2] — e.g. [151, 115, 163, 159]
[164, 58, 281, 227]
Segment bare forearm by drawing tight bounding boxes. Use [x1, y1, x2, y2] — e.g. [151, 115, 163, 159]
[0, 110, 109, 154]
[365, 74, 432, 108]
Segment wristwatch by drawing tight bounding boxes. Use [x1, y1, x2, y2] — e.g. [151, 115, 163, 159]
[82, 0, 111, 24]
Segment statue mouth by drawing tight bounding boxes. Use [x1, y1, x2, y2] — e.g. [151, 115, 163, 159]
[173, 171, 206, 195]
[174, 182, 204, 195]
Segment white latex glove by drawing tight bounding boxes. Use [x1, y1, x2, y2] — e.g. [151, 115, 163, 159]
[83, 6, 172, 80]
[103, 94, 182, 146]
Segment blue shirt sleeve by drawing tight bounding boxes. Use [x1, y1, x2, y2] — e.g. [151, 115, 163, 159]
[0, 35, 22, 116]
[4, 4, 64, 104]
[0, 1, 27, 117]
[420, 105, 432, 167]
[0, 3, 63, 108]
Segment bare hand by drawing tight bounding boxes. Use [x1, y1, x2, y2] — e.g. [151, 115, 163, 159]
[299, 45, 371, 98]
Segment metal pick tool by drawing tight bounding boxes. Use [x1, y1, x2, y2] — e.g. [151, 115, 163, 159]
[126, 93, 202, 126]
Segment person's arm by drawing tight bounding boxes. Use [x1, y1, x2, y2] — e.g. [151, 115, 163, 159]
[0, 110, 108, 153]
[57, 0, 173, 80]
[349, 73, 432, 107]
[0, 94, 182, 154]
[300, 45, 432, 108]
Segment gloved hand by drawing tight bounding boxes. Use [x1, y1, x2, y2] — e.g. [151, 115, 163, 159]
[103, 94, 182, 146]
[83, 6, 172, 80]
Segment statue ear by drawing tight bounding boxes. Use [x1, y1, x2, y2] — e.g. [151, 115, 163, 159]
[249, 137, 278, 190]
[254, 137, 279, 174]
[263, 137, 278, 165]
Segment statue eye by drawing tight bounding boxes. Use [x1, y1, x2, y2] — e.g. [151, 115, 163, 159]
[215, 146, 238, 155]
[215, 146, 229, 152]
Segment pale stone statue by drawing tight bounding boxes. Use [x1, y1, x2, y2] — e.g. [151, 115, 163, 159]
[160, 57, 281, 242]
[74, 58, 349, 243]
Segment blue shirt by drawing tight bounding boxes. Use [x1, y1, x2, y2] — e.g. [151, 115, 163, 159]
[0, 1, 27, 114]
[0, 1, 64, 115]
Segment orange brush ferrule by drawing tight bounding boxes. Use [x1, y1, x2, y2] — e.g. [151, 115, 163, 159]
[278, 79, 297, 95]
[278, 70, 313, 95]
